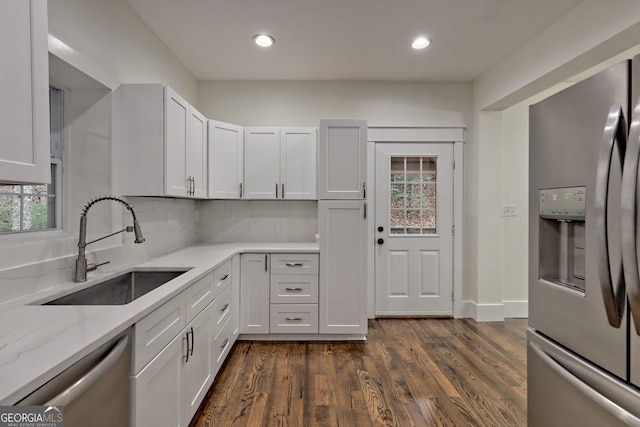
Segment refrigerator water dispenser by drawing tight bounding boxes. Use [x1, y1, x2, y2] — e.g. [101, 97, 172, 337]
[538, 186, 586, 292]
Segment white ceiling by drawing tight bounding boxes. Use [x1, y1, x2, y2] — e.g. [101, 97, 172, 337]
[125, 0, 583, 82]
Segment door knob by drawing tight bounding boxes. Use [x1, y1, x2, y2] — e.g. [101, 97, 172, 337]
[377, 238, 384, 245]
[377, 226, 384, 232]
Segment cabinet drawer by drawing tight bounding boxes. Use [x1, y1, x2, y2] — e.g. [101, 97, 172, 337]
[212, 316, 234, 372]
[270, 304, 318, 333]
[213, 283, 232, 328]
[213, 259, 232, 293]
[134, 292, 186, 373]
[185, 273, 214, 323]
[270, 253, 318, 275]
[271, 275, 318, 303]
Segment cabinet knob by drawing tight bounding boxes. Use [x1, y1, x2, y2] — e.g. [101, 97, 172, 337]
[377, 238, 384, 245]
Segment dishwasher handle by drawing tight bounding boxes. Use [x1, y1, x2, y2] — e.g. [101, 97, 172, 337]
[46, 335, 129, 407]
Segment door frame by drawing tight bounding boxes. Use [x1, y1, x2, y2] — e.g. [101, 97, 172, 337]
[367, 127, 465, 318]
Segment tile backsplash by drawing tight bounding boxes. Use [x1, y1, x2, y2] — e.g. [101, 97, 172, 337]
[0, 197, 198, 306]
[199, 200, 318, 243]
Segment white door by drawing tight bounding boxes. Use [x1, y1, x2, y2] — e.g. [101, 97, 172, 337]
[375, 143, 454, 316]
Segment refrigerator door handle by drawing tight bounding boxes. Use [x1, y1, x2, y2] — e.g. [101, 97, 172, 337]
[595, 104, 627, 328]
[622, 100, 640, 333]
[530, 341, 640, 427]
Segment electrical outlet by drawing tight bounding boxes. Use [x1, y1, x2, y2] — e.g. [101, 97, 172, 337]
[502, 205, 516, 217]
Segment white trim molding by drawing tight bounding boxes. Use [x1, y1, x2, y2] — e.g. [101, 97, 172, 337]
[503, 300, 529, 318]
[367, 126, 465, 319]
[461, 300, 529, 321]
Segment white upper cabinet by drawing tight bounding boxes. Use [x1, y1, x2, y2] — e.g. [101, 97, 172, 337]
[208, 120, 244, 199]
[114, 84, 207, 198]
[0, 0, 50, 184]
[319, 119, 367, 199]
[244, 127, 317, 200]
[280, 128, 317, 199]
[187, 108, 207, 198]
[244, 127, 280, 199]
[164, 89, 189, 197]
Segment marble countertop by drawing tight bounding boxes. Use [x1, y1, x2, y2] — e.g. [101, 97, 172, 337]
[0, 242, 318, 405]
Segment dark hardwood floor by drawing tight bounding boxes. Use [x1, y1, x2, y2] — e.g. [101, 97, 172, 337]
[191, 318, 528, 427]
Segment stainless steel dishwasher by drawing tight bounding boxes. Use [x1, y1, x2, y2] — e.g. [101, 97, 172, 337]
[16, 329, 131, 427]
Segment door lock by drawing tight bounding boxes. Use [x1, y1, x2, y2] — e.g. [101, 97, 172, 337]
[377, 226, 384, 232]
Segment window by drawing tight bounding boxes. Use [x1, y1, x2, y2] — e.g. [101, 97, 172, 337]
[389, 156, 437, 235]
[0, 88, 63, 234]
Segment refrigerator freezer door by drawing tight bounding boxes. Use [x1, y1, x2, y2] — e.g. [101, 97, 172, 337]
[528, 330, 640, 427]
[529, 60, 629, 378]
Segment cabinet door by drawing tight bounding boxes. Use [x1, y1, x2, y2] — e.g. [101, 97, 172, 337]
[231, 254, 241, 342]
[187, 107, 207, 198]
[208, 120, 244, 199]
[165, 87, 189, 197]
[280, 128, 317, 199]
[244, 128, 280, 199]
[182, 302, 214, 425]
[240, 253, 270, 333]
[133, 333, 183, 427]
[0, 0, 49, 184]
[318, 119, 367, 199]
[318, 200, 368, 334]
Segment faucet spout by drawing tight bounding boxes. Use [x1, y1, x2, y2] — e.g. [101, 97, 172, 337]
[75, 196, 145, 282]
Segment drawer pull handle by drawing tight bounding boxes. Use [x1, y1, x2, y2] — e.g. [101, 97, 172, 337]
[220, 274, 229, 281]
[220, 303, 229, 312]
[220, 338, 229, 349]
[285, 287, 303, 291]
[285, 263, 304, 267]
[286, 317, 303, 321]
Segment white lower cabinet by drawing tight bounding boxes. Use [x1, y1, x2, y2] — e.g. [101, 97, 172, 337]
[270, 304, 319, 333]
[133, 301, 214, 427]
[182, 302, 214, 424]
[132, 332, 183, 427]
[132, 261, 239, 427]
[318, 200, 368, 334]
[240, 253, 319, 335]
[239, 254, 270, 334]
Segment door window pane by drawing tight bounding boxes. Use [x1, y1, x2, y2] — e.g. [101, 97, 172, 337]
[389, 156, 437, 235]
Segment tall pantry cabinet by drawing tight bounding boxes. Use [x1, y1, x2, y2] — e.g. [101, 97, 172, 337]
[318, 119, 368, 335]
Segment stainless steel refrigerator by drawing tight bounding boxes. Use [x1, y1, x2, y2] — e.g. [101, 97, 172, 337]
[529, 57, 640, 426]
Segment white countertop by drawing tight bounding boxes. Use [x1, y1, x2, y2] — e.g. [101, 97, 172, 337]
[0, 242, 318, 405]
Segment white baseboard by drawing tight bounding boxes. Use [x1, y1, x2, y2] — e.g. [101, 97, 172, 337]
[503, 300, 529, 318]
[461, 300, 529, 321]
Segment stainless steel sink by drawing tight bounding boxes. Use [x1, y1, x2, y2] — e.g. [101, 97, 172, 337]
[44, 270, 189, 305]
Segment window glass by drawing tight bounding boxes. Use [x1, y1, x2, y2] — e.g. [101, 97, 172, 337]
[0, 87, 62, 234]
[389, 156, 437, 235]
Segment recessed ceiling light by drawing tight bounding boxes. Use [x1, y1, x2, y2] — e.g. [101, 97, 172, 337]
[412, 36, 432, 50]
[254, 34, 275, 47]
